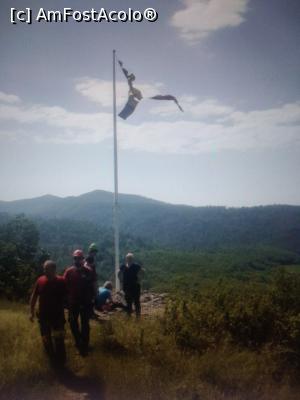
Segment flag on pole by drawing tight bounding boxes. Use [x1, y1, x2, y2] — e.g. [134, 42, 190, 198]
[118, 60, 141, 97]
[118, 59, 183, 119]
[118, 60, 143, 120]
[118, 95, 139, 120]
[150, 95, 184, 112]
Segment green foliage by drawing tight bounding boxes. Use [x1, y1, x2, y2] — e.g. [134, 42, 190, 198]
[136, 247, 299, 292]
[1, 191, 300, 252]
[4, 215, 39, 262]
[0, 215, 39, 299]
[1, 200, 300, 398]
[34, 217, 151, 281]
[1, 300, 300, 400]
[164, 270, 300, 379]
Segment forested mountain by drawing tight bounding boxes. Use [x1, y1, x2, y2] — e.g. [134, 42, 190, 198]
[0, 190, 300, 252]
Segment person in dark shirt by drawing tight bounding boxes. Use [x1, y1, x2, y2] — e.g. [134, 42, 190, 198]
[86, 242, 98, 273]
[30, 260, 66, 367]
[118, 253, 144, 317]
[64, 249, 96, 355]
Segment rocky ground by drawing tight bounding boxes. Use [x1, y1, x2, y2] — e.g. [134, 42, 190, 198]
[94, 291, 168, 321]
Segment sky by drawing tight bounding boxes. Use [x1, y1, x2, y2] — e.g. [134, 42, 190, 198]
[0, 0, 299, 206]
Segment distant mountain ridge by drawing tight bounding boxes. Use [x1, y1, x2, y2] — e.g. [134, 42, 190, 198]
[0, 190, 163, 210]
[0, 190, 300, 251]
[0, 190, 164, 222]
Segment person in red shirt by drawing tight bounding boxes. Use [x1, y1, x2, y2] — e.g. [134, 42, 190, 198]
[64, 249, 96, 355]
[30, 260, 66, 367]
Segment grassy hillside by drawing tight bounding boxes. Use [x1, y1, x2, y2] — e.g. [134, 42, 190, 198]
[1, 214, 299, 299]
[1, 274, 300, 400]
[136, 247, 300, 292]
[1, 215, 300, 399]
[0, 190, 300, 251]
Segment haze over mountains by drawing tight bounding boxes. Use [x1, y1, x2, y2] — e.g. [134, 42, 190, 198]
[0, 190, 300, 251]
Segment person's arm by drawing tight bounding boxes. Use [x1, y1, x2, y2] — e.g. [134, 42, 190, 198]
[63, 268, 70, 291]
[29, 282, 38, 322]
[61, 277, 67, 309]
[137, 265, 145, 283]
[62, 269, 70, 308]
[63, 268, 68, 281]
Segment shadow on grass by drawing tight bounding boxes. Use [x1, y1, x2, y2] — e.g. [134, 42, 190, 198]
[56, 367, 105, 400]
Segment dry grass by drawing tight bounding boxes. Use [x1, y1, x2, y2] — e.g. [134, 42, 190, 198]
[0, 308, 49, 386]
[0, 301, 300, 400]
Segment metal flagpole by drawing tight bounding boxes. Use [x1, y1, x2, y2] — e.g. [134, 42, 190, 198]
[112, 49, 120, 291]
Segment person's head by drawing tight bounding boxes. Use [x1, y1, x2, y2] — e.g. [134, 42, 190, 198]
[88, 243, 98, 256]
[43, 260, 56, 279]
[104, 281, 113, 290]
[125, 252, 134, 265]
[73, 249, 84, 268]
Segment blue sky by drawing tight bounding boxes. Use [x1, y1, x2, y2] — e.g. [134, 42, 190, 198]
[0, 0, 299, 206]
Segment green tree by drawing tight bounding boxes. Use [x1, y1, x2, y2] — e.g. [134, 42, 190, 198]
[0, 215, 39, 299]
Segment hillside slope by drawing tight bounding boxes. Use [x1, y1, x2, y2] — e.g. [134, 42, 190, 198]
[0, 190, 300, 251]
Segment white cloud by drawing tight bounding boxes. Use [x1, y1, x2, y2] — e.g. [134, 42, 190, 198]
[150, 97, 234, 119]
[0, 101, 112, 144]
[228, 103, 300, 127]
[0, 91, 21, 104]
[118, 104, 300, 154]
[171, 0, 249, 44]
[0, 88, 299, 154]
[75, 78, 163, 107]
[121, 99, 300, 154]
